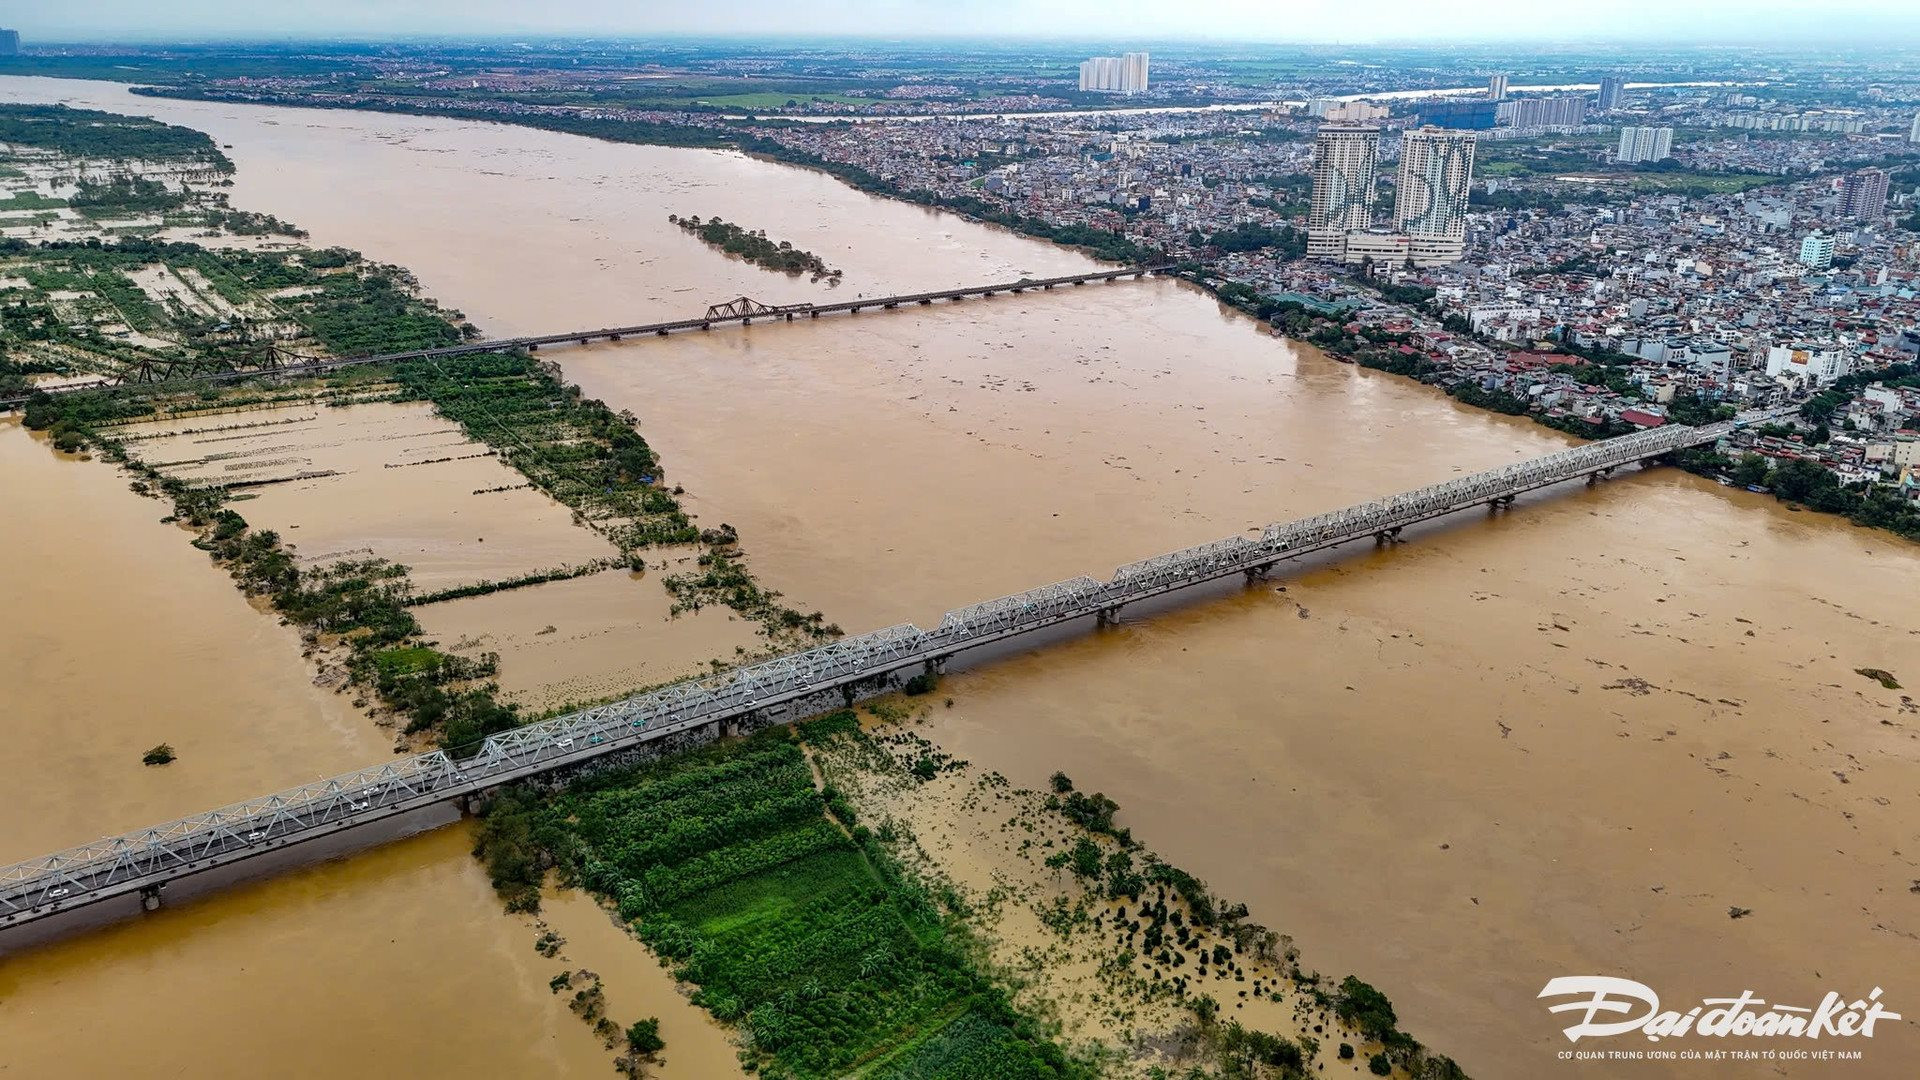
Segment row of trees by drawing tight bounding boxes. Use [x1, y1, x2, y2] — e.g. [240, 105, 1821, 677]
[1682, 448, 1920, 541]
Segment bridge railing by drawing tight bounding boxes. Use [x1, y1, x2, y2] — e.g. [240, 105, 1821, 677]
[0, 752, 458, 912]
[0, 415, 1758, 921]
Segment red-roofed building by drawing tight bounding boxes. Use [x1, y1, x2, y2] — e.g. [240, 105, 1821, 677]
[1619, 408, 1667, 428]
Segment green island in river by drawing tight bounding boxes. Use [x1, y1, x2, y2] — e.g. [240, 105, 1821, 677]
[669, 214, 843, 282]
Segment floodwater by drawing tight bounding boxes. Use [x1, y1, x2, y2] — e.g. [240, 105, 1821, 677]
[1, 76, 1917, 1077]
[0, 421, 387, 862]
[0, 827, 739, 1080]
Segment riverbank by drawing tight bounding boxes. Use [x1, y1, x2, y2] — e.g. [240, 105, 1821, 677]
[1193, 271, 1920, 548]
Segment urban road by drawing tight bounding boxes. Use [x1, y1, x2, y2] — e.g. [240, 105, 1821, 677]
[0, 411, 1787, 936]
[0, 265, 1172, 410]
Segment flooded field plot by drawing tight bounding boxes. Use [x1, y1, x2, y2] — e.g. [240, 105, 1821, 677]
[415, 562, 764, 712]
[114, 400, 617, 592]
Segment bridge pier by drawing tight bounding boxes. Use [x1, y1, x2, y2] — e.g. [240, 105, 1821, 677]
[701, 322, 712, 331]
[1096, 605, 1123, 627]
[1244, 562, 1274, 582]
[140, 884, 164, 912]
[810, 310, 820, 318]
[785, 312, 795, 322]
[656, 328, 669, 335]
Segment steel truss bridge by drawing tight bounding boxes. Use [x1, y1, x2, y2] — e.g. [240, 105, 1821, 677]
[0, 413, 1775, 932]
[0, 266, 1171, 410]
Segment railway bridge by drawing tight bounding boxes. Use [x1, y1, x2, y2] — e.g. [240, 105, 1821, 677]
[0, 265, 1172, 410]
[0, 412, 1783, 934]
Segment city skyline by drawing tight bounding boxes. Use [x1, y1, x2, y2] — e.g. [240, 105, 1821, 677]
[10, 0, 1920, 44]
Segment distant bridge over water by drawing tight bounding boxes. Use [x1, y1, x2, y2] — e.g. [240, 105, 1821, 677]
[0, 265, 1172, 410]
[0, 411, 1786, 935]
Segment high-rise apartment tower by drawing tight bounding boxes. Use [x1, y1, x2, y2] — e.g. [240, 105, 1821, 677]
[1394, 127, 1478, 265]
[1307, 125, 1381, 259]
[1597, 76, 1626, 111]
[1842, 168, 1889, 220]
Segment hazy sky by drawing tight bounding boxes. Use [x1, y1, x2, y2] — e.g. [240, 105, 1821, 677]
[11, 0, 1920, 45]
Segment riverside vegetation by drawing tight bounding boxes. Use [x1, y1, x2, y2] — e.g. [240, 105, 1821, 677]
[668, 215, 842, 282]
[473, 705, 1468, 1078]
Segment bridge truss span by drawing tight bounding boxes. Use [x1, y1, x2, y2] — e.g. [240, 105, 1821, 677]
[0, 411, 1782, 932]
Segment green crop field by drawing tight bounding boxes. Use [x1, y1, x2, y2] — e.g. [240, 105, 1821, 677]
[478, 719, 1080, 1080]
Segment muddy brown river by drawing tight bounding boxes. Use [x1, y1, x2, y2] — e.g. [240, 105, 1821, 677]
[1, 77, 1916, 1077]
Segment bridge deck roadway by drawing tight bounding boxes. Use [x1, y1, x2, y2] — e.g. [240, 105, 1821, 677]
[0, 266, 1171, 410]
[0, 411, 1784, 933]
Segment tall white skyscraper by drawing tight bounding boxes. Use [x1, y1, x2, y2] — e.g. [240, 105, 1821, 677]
[1078, 52, 1149, 95]
[1799, 231, 1835, 270]
[1910, 111, 1920, 144]
[1308, 125, 1381, 259]
[1395, 127, 1478, 265]
[1488, 74, 1509, 100]
[1615, 126, 1674, 164]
